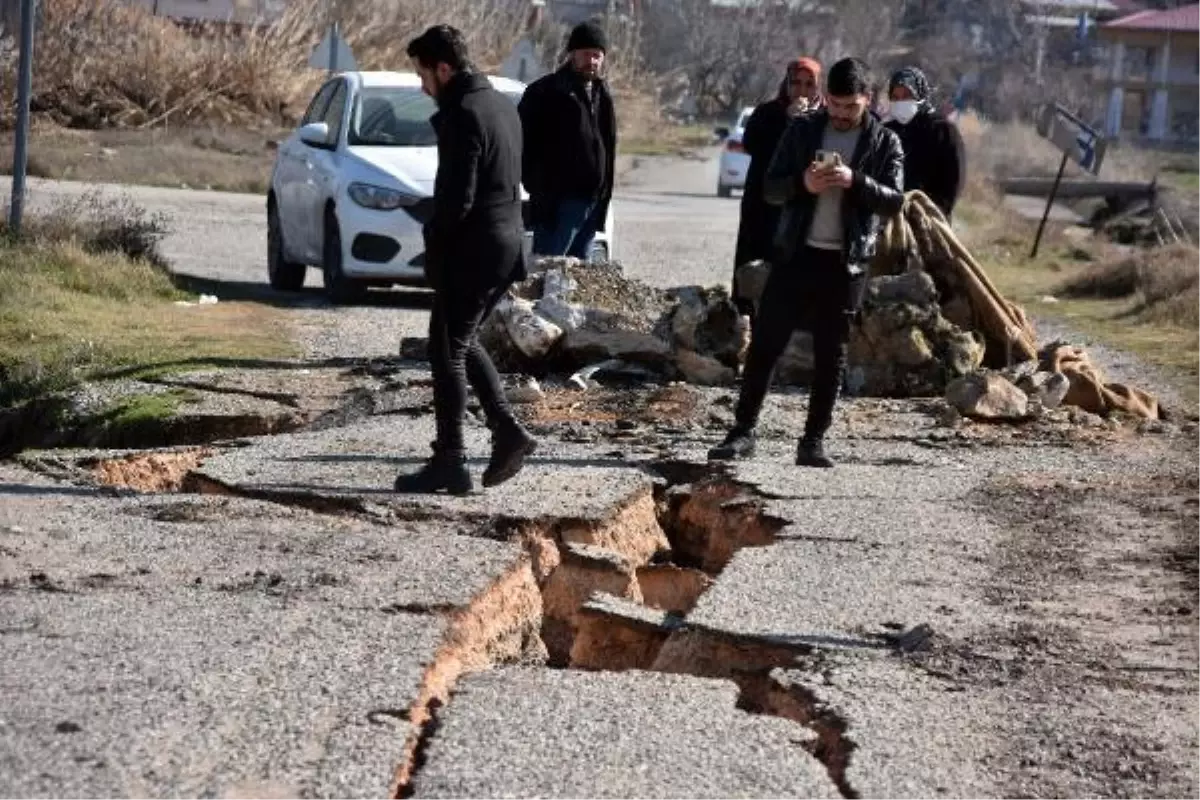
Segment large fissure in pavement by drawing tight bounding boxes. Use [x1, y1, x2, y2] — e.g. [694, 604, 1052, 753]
[76, 447, 860, 797]
[390, 463, 863, 800]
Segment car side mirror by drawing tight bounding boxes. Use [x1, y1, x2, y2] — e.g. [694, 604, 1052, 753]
[299, 121, 331, 147]
[713, 126, 730, 141]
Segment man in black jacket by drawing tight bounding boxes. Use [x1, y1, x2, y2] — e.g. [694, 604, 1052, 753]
[709, 58, 905, 468]
[885, 66, 965, 220]
[395, 25, 537, 495]
[518, 20, 617, 261]
[732, 56, 823, 317]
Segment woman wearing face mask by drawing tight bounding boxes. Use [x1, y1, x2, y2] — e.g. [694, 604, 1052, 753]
[731, 57, 823, 319]
[884, 67, 965, 220]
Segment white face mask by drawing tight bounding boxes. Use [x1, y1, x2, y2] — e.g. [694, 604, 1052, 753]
[889, 99, 920, 125]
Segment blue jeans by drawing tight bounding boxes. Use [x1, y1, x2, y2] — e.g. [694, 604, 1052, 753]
[532, 196, 598, 260]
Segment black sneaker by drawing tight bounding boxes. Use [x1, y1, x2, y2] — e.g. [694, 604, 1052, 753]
[394, 454, 473, 495]
[483, 426, 538, 488]
[796, 438, 834, 468]
[708, 429, 757, 461]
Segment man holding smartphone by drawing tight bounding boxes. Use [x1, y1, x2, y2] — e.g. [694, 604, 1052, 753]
[709, 57, 904, 468]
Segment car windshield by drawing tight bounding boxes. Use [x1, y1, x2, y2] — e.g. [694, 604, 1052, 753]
[347, 85, 522, 147]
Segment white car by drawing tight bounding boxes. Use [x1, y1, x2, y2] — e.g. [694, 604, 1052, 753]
[715, 105, 756, 198]
[267, 71, 615, 302]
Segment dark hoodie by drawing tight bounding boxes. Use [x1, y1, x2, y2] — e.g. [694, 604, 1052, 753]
[426, 70, 526, 288]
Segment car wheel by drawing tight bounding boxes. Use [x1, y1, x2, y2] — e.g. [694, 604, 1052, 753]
[322, 211, 364, 305]
[717, 183, 733, 198]
[267, 200, 306, 291]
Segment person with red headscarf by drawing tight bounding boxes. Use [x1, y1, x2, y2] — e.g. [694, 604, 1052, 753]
[732, 57, 823, 320]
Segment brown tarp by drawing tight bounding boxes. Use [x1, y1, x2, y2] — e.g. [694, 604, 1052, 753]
[874, 191, 1160, 419]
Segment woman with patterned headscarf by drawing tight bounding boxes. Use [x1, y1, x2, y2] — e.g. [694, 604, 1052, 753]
[732, 57, 823, 320]
[885, 66, 965, 220]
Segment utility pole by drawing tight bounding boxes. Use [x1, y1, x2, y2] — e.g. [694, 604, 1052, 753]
[8, 0, 35, 236]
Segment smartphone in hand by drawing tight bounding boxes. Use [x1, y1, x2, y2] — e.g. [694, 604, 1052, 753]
[814, 150, 842, 168]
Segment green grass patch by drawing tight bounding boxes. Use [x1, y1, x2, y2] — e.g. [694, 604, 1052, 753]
[0, 242, 295, 406]
[97, 389, 198, 428]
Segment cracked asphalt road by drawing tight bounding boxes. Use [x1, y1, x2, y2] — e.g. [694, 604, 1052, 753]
[1, 155, 1197, 799]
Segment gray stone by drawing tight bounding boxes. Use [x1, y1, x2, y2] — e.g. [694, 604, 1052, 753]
[865, 270, 939, 307]
[561, 328, 673, 368]
[945, 372, 1029, 420]
[675, 348, 736, 386]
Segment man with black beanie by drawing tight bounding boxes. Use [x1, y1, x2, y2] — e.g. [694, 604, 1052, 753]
[518, 20, 617, 261]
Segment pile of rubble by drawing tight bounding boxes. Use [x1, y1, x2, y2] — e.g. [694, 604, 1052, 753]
[465, 256, 984, 395]
[944, 339, 1161, 422]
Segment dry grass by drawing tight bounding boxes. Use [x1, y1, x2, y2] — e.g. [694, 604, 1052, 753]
[957, 199, 1199, 406]
[956, 110, 1197, 184]
[0, 0, 671, 186]
[0, 125, 281, 193]
[1056, 243, 1199, 327]
[0, 0, 535, 130]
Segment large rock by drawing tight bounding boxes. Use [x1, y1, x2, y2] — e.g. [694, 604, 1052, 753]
[675, 348, 736, 386]
[945, 372, 1029, 420]
[560, 328, 673, 369]
[846, 272, 985, 397]
[732, 260, 771, 314]
[658, 285, 749, 369]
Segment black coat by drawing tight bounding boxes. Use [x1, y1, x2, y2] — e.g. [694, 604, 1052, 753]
[518, 65, 617, 231]
[734, 96, 790, 269]
[885, 110, 964, 218]
[764, 109, 905, 274]
[426, 71, 526, 290]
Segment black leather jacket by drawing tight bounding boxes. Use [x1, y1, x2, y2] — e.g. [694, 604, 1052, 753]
[764, 109, 904, 273]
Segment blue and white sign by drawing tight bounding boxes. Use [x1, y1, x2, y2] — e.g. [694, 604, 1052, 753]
[1036, 103, 1107, 176]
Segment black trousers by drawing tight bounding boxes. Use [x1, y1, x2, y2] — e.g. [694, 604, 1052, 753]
[429, 279, 518, 457]
[733, 247, 865, 442]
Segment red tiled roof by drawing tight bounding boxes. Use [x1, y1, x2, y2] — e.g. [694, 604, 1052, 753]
[1104, 3, 1199, 31]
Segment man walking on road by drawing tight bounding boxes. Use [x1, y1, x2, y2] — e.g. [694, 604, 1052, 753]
[709, 57, 904, 468]
[884, 66, 965, 220]
[394, 25, 537, 496]
[518, 20, 617, 261]
[732, 57, 823, 318]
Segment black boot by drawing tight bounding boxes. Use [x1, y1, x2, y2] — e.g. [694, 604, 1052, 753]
[796, 437, 834, 468]
[708, 427, 757, 461]
[393, 451, 473, 495]
[483, 424, 538, 488]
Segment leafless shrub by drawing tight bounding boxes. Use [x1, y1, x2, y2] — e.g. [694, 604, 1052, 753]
[0, 191, 170, 267]
[0, 0, 531, 130]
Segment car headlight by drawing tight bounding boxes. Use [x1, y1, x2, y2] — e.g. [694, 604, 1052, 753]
[347, 182, 414, 211]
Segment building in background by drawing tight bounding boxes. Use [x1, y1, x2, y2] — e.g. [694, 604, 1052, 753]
[1098, 3, 1199, 144]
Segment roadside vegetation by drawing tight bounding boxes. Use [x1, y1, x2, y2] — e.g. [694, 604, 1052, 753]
[0, 193, 294, 408]
[954, 117, 1199, 408]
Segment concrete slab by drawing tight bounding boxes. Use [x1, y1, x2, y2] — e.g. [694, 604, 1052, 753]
[0, 590, 436, 799]
[0, 490, 527, 798]
[191, 417, 655, 525]
[769, 660, 1011, 798]
[0, 494, 523, 611]
[410, 667, 840, 799]
[683, 506, 1000, 648]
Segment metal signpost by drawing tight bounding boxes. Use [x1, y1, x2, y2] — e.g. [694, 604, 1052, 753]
[308, 21, 356, 75]
[8, 0, 35, 236]
[1029, 102, 1107, 258]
